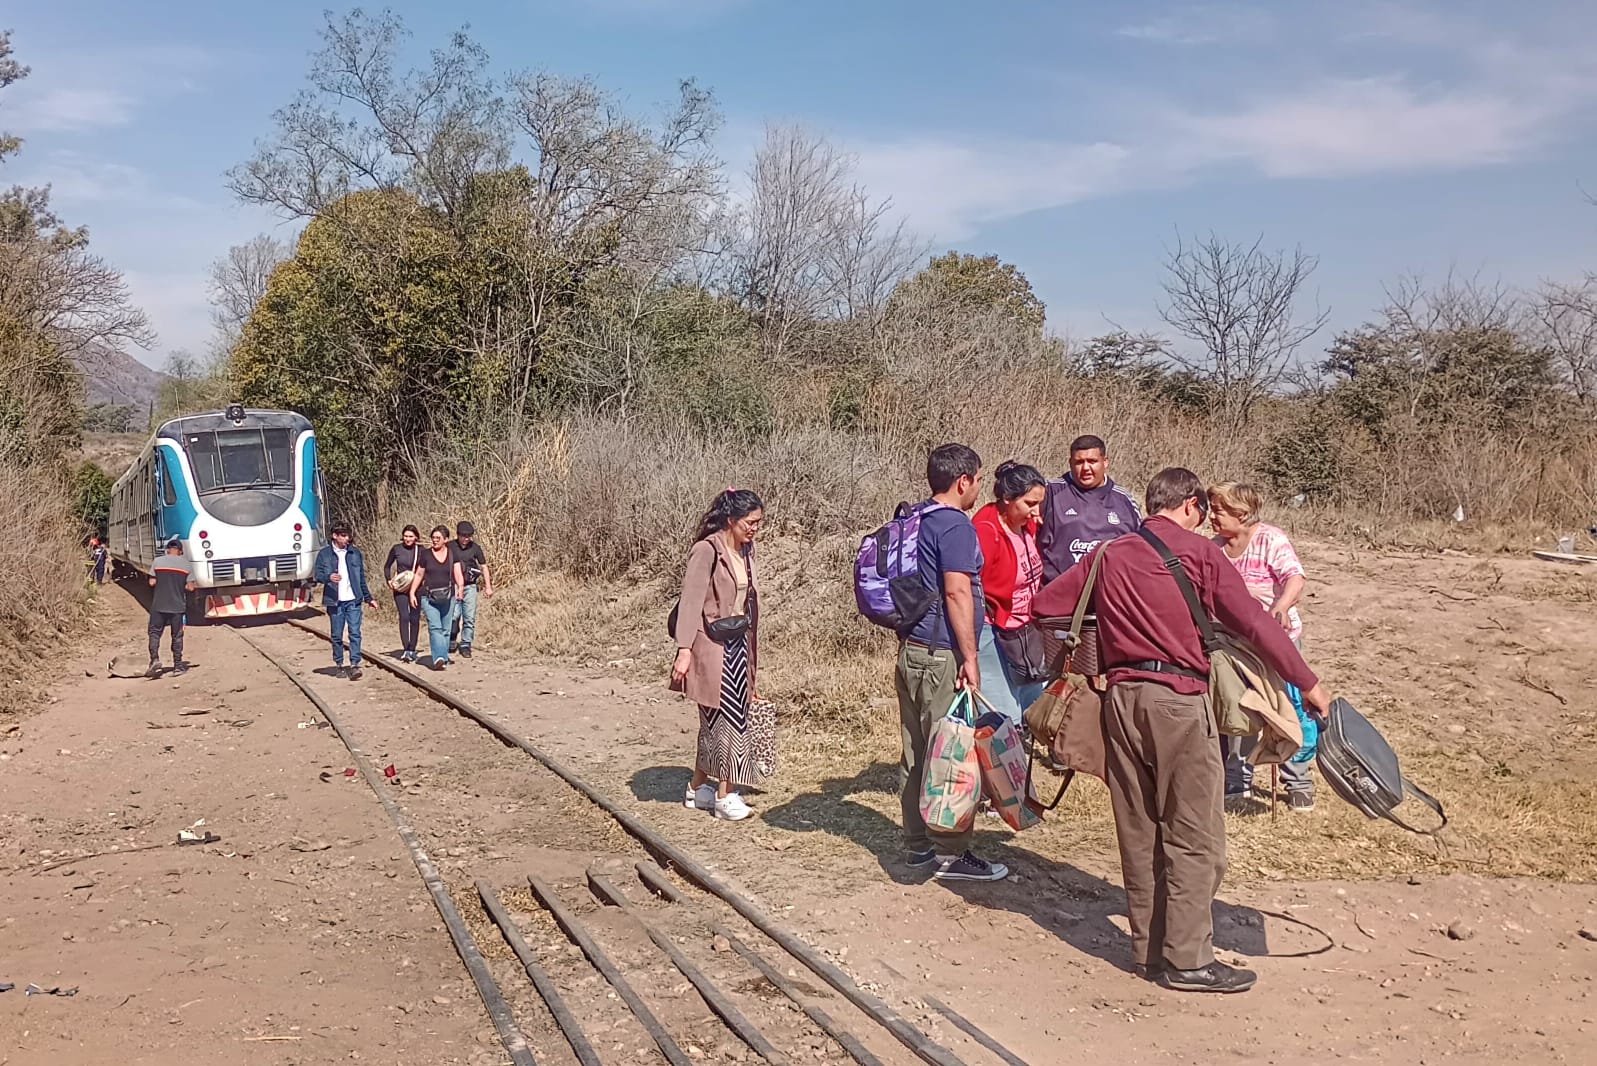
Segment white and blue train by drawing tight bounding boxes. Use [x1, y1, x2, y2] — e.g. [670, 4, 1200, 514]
[108, 405, 328, 618]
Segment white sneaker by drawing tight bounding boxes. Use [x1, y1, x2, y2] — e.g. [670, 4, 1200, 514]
[714, 792, 752, 821]
[685, 784, 715, 810]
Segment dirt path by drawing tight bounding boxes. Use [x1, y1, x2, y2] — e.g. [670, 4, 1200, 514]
[5, 564, 1596, 1065]
[0, 594, 497, 1066]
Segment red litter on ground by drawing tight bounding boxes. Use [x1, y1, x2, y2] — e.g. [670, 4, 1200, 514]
[383, 764, 397, 778]
[343, 767, 356, 778]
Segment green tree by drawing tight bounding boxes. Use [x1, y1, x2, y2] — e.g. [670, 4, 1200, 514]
[232, 189, 477, 517]
[889, 251, 1046, 334]
[69, 460, 112, 534]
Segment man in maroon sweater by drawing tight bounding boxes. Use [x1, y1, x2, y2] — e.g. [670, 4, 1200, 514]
[1034, 467, 1333, 994]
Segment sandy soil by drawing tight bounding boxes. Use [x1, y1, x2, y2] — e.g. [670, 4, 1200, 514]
[2, 546, 1595, 1065]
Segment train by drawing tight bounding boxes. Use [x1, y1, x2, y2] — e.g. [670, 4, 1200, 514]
[108, 405, 328, 618]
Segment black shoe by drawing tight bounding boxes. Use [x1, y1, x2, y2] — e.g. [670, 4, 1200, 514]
[348, 666, 363, 681]
[145, 660, 161, 679]
[1288, 791, 1315, 812]
[1157, 961, 1257, 994]
[333, 665, 347, 678]
[459, 645, 472, 658]
[907, 848, 937, 868]
[448, 641, 458, 654]
[933, 851, 1010, 882]
[1133, 961, 1166, 982]
[172, 662, 189, 676]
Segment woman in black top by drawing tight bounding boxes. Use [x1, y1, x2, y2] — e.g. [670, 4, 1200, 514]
[408, 525, 464, 669]
[384, 524, 424, 662]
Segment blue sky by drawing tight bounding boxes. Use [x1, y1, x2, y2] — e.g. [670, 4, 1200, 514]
[6, 0, 1597, 368]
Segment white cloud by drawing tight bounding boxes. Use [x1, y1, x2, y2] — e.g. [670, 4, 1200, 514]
[6, 86, 135, 132]
[853, 139, 1133, 241]
[1171, 76, 1551, 177]
[19, 153, 208, 211]
[1116, 5, 1276, 46]
[838, 7, 1597, 239]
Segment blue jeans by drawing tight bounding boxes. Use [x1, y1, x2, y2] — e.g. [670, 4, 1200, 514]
[975, 623, 1047, 723]
[328, 600, 364, 666]
[420, 595, 457, 664]
[449, 584, 479, 648]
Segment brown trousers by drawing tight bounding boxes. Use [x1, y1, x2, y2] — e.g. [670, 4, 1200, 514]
[1103, 680, 1226, 972]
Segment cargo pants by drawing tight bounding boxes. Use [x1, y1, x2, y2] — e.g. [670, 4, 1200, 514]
[895, 642, 973, 857]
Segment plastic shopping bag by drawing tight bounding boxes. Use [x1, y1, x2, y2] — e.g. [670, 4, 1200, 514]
[919, 690, 981, 834]
[974, 702, 1042, 831]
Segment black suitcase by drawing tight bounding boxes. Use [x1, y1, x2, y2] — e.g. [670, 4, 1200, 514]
[1315, 698, 1446, 834]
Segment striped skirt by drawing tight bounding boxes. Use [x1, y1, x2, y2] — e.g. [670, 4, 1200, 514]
[696, 635, 773, 787]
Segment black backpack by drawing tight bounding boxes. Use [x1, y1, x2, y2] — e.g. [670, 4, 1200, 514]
[1316, 698, 1446, 834]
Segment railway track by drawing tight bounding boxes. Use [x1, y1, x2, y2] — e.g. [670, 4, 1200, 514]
[230, 617, 1031, 1066]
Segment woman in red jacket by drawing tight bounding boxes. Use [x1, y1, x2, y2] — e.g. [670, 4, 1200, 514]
[972, 461, 1049, 721]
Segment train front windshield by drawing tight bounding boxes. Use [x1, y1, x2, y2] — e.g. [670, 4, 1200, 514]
[184, 428, 295, 493]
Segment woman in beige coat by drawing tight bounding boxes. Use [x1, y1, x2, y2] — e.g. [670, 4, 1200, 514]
[671, 489, 767, 821]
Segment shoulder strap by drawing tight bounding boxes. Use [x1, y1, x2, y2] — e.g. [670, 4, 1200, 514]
[1068, 545, 1108, 641]
[1383, 778, 1448, 835]
[1135, 525, 1219, 652]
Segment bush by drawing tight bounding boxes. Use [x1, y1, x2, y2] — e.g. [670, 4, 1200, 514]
[1260, 418, 1339, 500]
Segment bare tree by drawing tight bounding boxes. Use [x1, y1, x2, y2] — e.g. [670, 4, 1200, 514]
[1532, 277, 1597, 406]
[208, 234, 289, 344]
[0, 227, 153, 357]
[1158, 232, 1328, 429]
[730, 125, 922, 359]
[227, 9, 509, 221]
[466, 74, 725, 422]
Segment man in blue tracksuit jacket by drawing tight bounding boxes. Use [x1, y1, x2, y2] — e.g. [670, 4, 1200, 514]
[313, 521, 378, 680]
[1037, 434, 1143, 583]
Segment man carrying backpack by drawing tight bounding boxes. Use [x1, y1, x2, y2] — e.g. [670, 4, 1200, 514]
[1034, 467, 1332, 993]
[893, 444, 1009, 883]
[1037, 434, 1142, 583]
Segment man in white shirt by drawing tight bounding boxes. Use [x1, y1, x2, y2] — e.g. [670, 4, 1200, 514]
[313, 521, 377, 679]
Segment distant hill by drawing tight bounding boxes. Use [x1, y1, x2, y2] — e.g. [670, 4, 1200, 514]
[73, 344, 168, 408]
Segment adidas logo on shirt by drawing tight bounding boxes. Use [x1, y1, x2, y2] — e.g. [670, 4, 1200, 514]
[1064, 508, 1078, 515]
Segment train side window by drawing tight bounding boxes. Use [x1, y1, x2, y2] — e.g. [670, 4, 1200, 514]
[158, 453, 177, 506]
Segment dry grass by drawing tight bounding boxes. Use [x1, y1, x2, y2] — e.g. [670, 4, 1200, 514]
[0, 463, 88, 717]
[375, 387, 1597, 884]
[449, 525, 1597, 885]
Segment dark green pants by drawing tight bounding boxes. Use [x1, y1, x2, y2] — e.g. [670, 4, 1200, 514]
[895, 642, 971, 856]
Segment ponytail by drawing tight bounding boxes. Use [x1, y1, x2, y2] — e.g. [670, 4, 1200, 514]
[694, 488, 764, 543]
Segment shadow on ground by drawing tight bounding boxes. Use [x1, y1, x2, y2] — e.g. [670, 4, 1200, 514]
[756, 760, 1279, 974]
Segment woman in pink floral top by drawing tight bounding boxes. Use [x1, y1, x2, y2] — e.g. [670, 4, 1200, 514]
[1208, 482, 1315, 809]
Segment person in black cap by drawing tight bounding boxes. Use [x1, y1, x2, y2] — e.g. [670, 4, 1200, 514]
[448, 521, 493, 658]
[147, 539, 195, 677]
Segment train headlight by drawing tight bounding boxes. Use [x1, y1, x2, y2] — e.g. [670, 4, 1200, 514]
[204, 550, 214, 559]
[201, 540, 211, 549]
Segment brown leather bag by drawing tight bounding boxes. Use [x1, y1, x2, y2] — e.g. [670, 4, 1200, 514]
[1023, 549, 1109, 807]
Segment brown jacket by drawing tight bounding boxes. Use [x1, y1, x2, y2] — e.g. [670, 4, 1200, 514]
[671, 534, 759, 708]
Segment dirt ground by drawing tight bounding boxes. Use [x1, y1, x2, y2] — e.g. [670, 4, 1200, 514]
[2, 544, 1595, 1065]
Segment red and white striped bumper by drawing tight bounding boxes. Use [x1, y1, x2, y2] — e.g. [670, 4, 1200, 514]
[204, 586, 313, 618]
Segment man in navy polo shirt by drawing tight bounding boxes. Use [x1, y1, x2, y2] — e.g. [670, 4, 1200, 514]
[1037, 434, 1143, 583]
[896, 443, 1009, 884]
